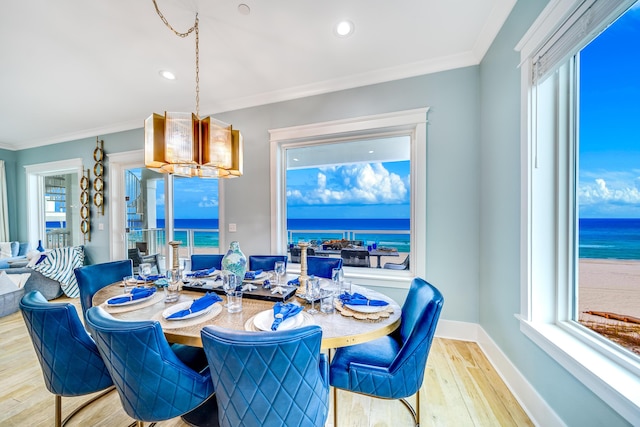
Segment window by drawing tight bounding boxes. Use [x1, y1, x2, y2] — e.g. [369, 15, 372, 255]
[270, 109, 428, 286]
[517, 0, 640, 421]
[108, 150, 222, 265]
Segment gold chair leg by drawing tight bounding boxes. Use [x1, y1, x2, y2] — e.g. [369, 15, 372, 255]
[58, 386, 116, 427]
[399, 396, 419, 427]
[55, 395, 62, 427]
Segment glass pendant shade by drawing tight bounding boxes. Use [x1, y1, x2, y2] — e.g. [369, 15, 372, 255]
[144, 112, 242, 178]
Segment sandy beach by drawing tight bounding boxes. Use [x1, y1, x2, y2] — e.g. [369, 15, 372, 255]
[579, 258, 640, 318]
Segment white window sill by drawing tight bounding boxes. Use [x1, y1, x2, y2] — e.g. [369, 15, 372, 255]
[518, 316, 640, 424]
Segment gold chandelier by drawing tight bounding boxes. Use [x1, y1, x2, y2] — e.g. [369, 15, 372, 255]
[144, 1, 243, 178]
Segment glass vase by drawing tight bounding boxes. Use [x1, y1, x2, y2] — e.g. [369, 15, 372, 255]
[221, 241, 247, 282]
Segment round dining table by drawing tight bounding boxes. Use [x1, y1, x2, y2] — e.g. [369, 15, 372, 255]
[92, 275, 401, 427]
[92, 276, 402, 350]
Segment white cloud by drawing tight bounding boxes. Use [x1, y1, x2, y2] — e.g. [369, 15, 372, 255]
[579, 177, 640, 205]
[198, 195, 219, 208]
[288, 163, 408, 205]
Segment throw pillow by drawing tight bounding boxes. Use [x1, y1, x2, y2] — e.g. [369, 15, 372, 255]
[0, 242, 12, 259]
[0, 271, 31, 289]
[0, 272, 19, 294]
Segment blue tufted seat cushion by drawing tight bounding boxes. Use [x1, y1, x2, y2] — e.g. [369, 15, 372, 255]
[329, 335, 400, 392]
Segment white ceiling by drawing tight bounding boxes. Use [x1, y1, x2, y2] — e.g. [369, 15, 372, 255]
[0, 0, 515, 150]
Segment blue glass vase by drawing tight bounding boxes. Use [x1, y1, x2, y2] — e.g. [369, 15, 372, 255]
[221, 241, 247, 281]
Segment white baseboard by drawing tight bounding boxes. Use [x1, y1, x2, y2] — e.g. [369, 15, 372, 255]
[435, 319, 565, 427]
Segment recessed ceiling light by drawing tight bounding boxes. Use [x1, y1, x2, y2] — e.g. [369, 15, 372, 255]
[238, 4, 250, 15]
[335, 20, 354, 37]
[159, 70, 176, 80]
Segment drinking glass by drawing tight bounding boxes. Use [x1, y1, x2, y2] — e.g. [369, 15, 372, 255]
[164, 269, 182, 303]
[307, 276, 320, 315]
[123, 275, 137, 293]
[274, 261, 286, 286]
[139, 262, 152, 282]
[222, 271, 238, 308]
[332, 268, 343, 287]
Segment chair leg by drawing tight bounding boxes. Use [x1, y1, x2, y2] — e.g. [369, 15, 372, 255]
[58, 386, 116, 427]
[399, 396, 419, 427]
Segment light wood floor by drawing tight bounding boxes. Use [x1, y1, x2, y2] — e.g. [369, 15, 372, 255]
[0, 298, 533, 426]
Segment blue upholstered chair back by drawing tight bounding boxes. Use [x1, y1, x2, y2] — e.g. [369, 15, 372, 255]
[248, 255, 288, 271]
[191, 254, 224, 271]
[74, 259, 133, 320]
[201, 325, 330, 427]
[389, 278, 444, 396]
[19, 291, 113, 396]
[86, 307, 214, 422]
[307, 256, 343, 279]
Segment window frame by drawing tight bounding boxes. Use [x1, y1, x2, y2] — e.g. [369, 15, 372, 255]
[269, 108, 429, 288]
[517, 0, 640, 422]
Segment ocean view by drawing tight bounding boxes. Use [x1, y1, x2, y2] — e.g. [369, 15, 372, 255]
[156, 218, 411, 252]
[579, 218, 640, 260]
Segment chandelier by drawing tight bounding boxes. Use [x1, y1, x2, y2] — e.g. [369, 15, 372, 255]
[144, 0, 243, 178]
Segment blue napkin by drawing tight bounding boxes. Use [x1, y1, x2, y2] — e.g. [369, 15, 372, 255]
[187, 267, 218, 278]
[244, 269, 263, 280]
[166, 293, 222, 319]
[271, 302, 304, 330]
[287, 277, 299, 286]
[339, 292, 389, 307]
[136, 274, 165, 282]
[108, 287, 156, 305]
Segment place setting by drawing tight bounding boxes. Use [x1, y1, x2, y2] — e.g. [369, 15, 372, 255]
[244, 301, 314, 332]
[334, 291, 393, 320]
[153, 292, 224, 329]
[101, 283, 165, 313]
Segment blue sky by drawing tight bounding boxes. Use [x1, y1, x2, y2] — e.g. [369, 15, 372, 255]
[156, 176, 219, 220]
[286, 161, 410, 219]
[578, 3, 640, 218]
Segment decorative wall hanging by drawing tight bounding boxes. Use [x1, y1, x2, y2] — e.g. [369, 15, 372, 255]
[80, 168, 91, 242]
[93, 137, 105, 215]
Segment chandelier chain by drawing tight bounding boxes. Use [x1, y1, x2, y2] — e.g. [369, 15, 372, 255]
[152, 0, 200, 116]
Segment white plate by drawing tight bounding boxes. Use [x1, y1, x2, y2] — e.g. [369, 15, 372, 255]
[162, 300, 216, 321]
[106, 292, 155, 306]
[345, 303, 388, 313]
[253, 308, 304, 331]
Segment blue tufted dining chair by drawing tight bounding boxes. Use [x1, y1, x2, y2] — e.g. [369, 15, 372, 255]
[329, 278, 444, 426]
[19, 291, 114, 427]
[201, 325, 329, 427]
[307, 256, 342, 279]
[86, 306, 215, 426]
[74, 259, 133, 323]
[191, 254, 224, 271]
[248, 255, 288, 271]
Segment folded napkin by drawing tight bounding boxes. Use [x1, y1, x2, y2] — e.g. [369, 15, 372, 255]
[244, 269, 263, 280]
[136, 274, 165, 282]
[287, 277, 299, 286]
[166, 293, 222, 319]
[339, 292, 389, 307]
[187, 267, 218, 278]
[271, 302, 304, 330]
[108, 287, 156, 305]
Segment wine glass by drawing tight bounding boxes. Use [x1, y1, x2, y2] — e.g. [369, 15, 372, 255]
[139, 262, 152, 282]
[274, 261, 286, 287]
[307, 276, 320, 314]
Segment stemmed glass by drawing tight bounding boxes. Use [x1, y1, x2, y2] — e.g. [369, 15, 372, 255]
[307, 276, 320, 314]
[274, 261, 286, 287]
[139, 262, 152, 283]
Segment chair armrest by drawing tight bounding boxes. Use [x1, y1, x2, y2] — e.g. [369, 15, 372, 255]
[318, 353, 329, 387]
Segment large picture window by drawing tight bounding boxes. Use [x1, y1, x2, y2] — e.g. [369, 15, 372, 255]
[518, 0, 640, 421]
[270, 109, 428, 286]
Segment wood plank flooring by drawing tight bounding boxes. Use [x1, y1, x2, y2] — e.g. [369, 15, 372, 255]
[0, 298, 533, 426]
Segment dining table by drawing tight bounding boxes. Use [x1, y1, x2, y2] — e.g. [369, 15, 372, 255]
[312, 247, 400, 268]
[92, 274, 401, 427]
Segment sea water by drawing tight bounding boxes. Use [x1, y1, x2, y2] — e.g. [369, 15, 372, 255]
[579, 218, 640, 260]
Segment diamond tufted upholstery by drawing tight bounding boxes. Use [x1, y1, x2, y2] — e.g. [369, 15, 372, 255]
[201, 325, 329, 427]
[74, 259, 133, 322]
[191, 254, 224, 271]
[86, 306, 215, 423]
[329, 278, 444, 425]
[307, 256, 342, 279]
[19, 290, 114, 426]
